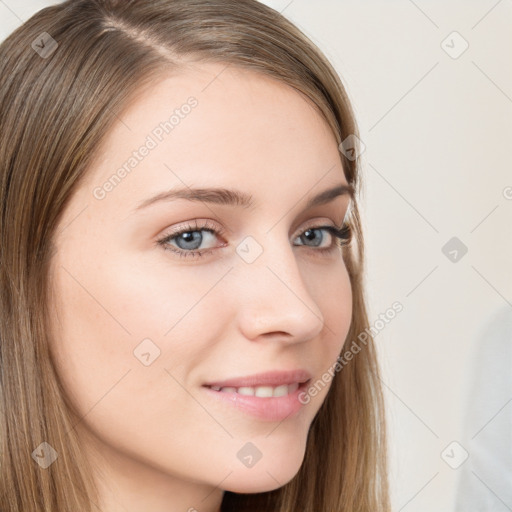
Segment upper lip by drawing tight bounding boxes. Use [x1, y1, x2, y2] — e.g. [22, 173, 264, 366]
[203, 369, 312, 389]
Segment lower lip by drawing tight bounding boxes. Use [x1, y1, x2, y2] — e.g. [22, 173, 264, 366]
[202, 381, 310, 422]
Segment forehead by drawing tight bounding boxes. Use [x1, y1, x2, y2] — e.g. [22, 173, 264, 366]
[77, 62, 346, 216]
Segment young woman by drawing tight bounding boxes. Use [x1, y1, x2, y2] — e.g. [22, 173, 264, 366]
[0, 1, 391, 510]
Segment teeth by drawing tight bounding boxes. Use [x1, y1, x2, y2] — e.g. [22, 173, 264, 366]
[273, 385, 289, 397]
[238, 387, 255, 396]
[255, 386, 273, 398]
[209, 383, 300, 397]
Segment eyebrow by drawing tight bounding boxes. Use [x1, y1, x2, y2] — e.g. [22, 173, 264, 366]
[133, 183, 354, 212]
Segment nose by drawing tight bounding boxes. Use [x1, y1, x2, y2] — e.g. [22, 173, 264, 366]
[233, 233, 325, 345]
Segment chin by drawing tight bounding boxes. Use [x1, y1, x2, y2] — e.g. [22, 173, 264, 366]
[223, 469, 300, 494]
[220, 446, 306, 494]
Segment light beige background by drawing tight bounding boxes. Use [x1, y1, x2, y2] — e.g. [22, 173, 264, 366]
[1, 1, 511, 510]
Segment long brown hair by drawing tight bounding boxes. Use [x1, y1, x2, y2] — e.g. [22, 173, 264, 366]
[0, 1, 390, 510]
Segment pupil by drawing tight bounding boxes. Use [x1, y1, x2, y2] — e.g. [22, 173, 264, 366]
[304, 229, 321, 246]
[177, 231, 201, 250]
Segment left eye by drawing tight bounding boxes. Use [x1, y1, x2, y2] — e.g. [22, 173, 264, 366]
[157, 219, 351, 259]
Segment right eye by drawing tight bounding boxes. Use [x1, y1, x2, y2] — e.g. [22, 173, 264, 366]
[156, 219, 227, 259]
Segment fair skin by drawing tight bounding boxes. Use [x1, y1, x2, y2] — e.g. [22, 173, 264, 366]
[47, 61, 353, 512]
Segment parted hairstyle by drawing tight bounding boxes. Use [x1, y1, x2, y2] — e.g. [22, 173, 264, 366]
[0, 1, 391, 510]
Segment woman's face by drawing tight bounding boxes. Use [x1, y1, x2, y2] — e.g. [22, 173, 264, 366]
[48, 62, 352, 507]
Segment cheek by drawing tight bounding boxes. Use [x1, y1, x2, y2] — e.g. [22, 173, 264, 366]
[46, 251, 238, 469]
[46, 246, 233, 425]
[298, 259, 352, 409]
[310, 258, 353, 354]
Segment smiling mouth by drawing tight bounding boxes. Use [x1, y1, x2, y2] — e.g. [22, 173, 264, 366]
[202, 376, 312, 421]
[204, 380, 310, 398]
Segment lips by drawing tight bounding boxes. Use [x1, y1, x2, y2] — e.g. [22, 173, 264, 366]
[202, 369, 312, 389]
[208, 382, 301, 398]
[202, 370, 312, 421]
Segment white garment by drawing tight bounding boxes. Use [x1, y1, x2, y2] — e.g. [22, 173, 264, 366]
[455, 306, 512, 511]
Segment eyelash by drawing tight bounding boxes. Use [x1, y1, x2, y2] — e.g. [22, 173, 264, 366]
[156, 219, 352, 260]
